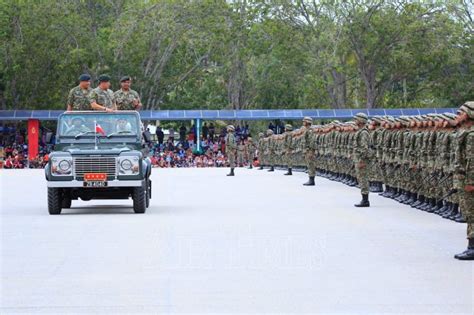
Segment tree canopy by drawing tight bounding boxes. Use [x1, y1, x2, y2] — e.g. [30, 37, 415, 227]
[0, 0, 472, 110]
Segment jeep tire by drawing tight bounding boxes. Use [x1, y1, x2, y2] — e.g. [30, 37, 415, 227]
[48, 188, 62, 215]
[133, 186, 146, 213]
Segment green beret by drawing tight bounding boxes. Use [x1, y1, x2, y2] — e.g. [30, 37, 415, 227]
[98, 74, 111, 82]
[78, 73, 91, 81]
[120, 75, 131, 82]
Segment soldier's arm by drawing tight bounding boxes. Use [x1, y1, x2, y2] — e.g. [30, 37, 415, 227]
[134, 91, 142, 110]
[66, 89, 74, 111]
[90, 91, 113, 112]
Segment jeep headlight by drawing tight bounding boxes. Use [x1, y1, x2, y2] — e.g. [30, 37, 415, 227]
[119, 156, 139, 175]
[51, 157, 73, 176]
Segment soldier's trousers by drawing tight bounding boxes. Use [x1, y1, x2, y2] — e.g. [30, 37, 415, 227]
[459, 190, 474, 239]
[237, 152, 244, 165]
[356, 164, 369, 195]
[228, 151, 236, 168]
[285, 151, 293, 168]
[304, 151, 316, 176]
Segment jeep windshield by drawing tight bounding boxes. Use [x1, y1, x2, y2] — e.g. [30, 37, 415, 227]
[58, 112, 140, 140]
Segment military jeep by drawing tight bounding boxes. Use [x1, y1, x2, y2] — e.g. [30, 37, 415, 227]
[45, 111, 152, 214]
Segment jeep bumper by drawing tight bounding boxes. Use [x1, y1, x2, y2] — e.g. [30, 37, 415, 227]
[47, 179, 145, 188]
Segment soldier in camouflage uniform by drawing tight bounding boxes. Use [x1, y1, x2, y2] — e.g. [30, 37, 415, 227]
[353, 113, 371, 207]
[302, 117, 316, 186]
[454, 102, 474, 260]
[257, 132, 265, 170]
[225, 125, 237, 176]
[114, 76, 142, 111]
[266, 129, 275, 172]
[237, 139, 245, 167]
[66, 74, 92, 111]
[283, 124, 294, 175]
[90, 74, 116, 112]
[246, 137, 256, 169]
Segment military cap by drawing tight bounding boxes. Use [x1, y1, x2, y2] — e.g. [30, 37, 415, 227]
[120, 75, 131, 82]
[371, 116, 383, 123]
[398, 116, 411, 124]
[226, 125, 235, 132]
[302, 116, 313, 123]
[285, 124, 293, 131]
[78, 73, 91, 81]
[98, 74, 111, 82]
[248, 137, 253, 141]
[458, 101, 474, 119]
[258, 132, 264, 137]
[266, 129, 274, 136]
[353, 112, 368, 122]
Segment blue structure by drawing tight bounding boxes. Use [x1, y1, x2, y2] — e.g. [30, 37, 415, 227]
[0, 108, 459, 152]
[0, 108, 458, 121]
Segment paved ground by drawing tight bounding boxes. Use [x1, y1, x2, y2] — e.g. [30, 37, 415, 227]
[0, 168, 473, 314]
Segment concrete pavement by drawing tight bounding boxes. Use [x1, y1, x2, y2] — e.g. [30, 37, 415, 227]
[0, 168, 473, 314]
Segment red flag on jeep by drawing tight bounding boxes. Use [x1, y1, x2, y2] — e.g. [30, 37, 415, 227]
[95, 124, 105, 135]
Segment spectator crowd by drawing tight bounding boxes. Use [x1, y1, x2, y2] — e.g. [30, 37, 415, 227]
[0, 122, 256, 169]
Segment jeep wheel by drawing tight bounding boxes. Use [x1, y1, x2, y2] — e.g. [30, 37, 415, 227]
[48, 188, 62, 215]
[133, 186, 146, 213]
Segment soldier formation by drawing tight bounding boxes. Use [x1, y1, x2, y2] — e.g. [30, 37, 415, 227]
[67, 74, 142, 112]
[226, 102, 474, 260]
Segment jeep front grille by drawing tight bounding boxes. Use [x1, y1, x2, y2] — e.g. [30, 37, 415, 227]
[74, 157, 116, 178]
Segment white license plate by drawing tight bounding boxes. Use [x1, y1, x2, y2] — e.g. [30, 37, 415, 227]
[84, 181, 108, 188]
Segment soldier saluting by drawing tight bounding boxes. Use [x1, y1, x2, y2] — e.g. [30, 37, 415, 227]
[114, 76, 142, 111]
[90, 74, 116, 112]
[66, 74, 92, 111]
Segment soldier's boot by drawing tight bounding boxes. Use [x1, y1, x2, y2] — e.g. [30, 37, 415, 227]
[416, 197, 429, 210]
[448, 204, 460, 220]
[354, 194, 370, 207]
[454, 239, 474, 261]
[377, 182, 384, 192]
[454, 212, 466, 223]
[406, 192, 418, 205]
[248, 164, 253, 169]
[372, 182, 383, 193]
[343, 175, 351, 185]
[380, 185, 389, 197]
[268, 166, 274, 172]
[439, 202, 452, 216]
[437, 201, 450, 215]
[426, 199, 438, 213]
[440, 203, 452, 217]
[434, 201, 446, 214]
[412, 195, 424, 208]
[351, 177, 359, 187]
[443, 203, 457, 219]
[227, 168, 235, 176]
[395, 189, 405, 202]
[420, 198, 432, 211]
[259, 165, 264, 170]
[303, 176, 315, 186]
[369, 182, 377, 193]
[284, 168, 292, 176]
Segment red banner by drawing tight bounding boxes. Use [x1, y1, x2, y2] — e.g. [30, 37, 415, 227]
[28, 119, 39, 160]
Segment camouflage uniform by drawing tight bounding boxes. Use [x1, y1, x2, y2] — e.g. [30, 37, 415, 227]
[90, 87, 116, 109]
[114, 89, 141, 110]
[67, 86, 92, 111]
